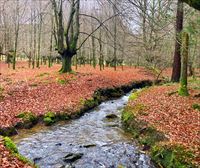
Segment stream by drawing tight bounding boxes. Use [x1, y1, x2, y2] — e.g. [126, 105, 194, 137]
[13, 92, 155, 168]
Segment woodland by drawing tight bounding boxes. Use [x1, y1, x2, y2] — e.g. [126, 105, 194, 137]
[0, 0, 200, 168]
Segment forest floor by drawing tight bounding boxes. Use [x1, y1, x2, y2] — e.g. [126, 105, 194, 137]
[125, 79, 200, 166]
[0, 61, 199, 167]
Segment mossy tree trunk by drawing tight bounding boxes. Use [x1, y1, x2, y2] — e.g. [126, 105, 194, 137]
[178, 32, 189, 96]
[171, 0, 184, 82]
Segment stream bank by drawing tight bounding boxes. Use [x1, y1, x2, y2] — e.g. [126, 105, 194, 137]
[122, 86, 199, 167]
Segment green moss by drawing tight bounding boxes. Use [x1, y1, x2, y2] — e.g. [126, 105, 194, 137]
[58, 113, 70, 120]
[151, 144, 195, 168]
[178, 85, 189, 96]
[43, 112, 56, 126]
[84, 98, 98, 109]
[16, 112, 38, 126]
[15, 153, 33, 165]
[3, 137, 35, 166]
[192, 104, 200, 111]
[129, 92, 139, 101]
[3, 136, 18, 153]
[43, 117, 54, 126]
[121, 106, 135, 124]
[129, 88, 148, 101]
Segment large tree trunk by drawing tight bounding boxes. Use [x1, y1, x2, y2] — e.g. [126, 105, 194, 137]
[178, 32, 189, 96]
[60, 51, 74, 73]
[171, 0, 184, 82]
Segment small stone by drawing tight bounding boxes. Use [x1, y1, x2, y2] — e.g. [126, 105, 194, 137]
[105, 124, 119, 127]
[63, 153, 83, 163]
[83, 144, 96, 148]
[105, 114, 118, 119]
[33, 157, 42, 163]
[55, 143, 62, 146]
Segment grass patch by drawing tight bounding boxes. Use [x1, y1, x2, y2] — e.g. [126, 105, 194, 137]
[151, 144, 195, 168]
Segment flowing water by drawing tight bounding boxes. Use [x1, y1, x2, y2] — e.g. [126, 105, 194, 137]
[13, 93, 155, 168]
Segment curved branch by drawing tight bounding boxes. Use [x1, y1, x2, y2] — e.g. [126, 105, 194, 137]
[76, 13, 120, 51]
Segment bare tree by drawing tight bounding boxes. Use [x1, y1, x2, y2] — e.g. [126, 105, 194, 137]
[52, 0, 80, 73]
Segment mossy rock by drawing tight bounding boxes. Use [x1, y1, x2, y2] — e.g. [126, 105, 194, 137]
[16, 112, 38, 128]
[151, 144, 195, 168]
[43, 112, 56, 126]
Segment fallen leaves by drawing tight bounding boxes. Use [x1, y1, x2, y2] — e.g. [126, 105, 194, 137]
[129, 85, 200, 163]
[0, 139, 32, 168]
[0, 63, 155, 129]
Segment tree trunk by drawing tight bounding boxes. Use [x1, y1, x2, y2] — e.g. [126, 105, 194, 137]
[60, 51, 73, 73]
[178, 32, 189, 96]
[171, 0, 184, 82]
